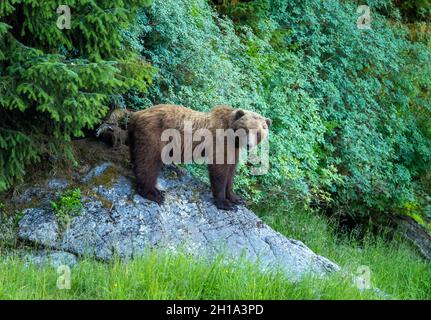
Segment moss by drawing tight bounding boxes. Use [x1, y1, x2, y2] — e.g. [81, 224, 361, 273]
[90, 166, 120, 189]
[78, 163, 123, 210]
[71, 138, 131, 170]
[0, 194, 44, 219]
[0, 138, 132, 225]
[86, 192, 114, 210]
[166, 170, 180, 180]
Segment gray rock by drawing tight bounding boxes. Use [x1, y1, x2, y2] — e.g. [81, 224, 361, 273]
[81, 162, 113, 183]
[0, 214, 16, 243]
[18, 208, 59, 247]
[18, 162, 340, 280]
[11, 178, 69, 207]
[46, 178, 69, 190]
[12, 186, 44, 205]
[23, 250, 77, 269]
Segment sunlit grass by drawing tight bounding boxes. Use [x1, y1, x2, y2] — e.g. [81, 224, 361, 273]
[254, 203, 431, 300]
[0, 251, 380, 300]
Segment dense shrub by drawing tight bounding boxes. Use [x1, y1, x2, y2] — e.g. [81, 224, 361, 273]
[263, 0, 431, 220]
[0, 0, 155, 190]
[394, 0, 431, 21]
[128, 0, 431, 222]
[124, 0, 332, 204]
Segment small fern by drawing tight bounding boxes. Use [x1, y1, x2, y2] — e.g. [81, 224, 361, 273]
[50, 188, 83, 228]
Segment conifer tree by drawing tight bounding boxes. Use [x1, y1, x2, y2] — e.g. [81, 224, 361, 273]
[0, 0, 155, 190]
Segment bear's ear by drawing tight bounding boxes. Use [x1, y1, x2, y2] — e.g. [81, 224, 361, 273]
[234, 109, 245, 120]
[265, 118, 272, 127]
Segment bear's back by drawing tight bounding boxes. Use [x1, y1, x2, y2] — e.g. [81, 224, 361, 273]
[130, 104, 227, 134]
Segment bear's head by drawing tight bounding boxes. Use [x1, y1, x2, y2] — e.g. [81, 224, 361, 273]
[231, 109, 271, 149]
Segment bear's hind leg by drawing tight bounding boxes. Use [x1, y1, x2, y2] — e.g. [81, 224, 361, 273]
[136, 178, 165, 205]
[133, 141, 165, 205]
[135, 162, 164, 204]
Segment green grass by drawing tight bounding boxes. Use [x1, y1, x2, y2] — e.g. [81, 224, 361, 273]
[254, 202, 431, 299]
[0, 203, 430, 299]
[0, 251, 380, 300]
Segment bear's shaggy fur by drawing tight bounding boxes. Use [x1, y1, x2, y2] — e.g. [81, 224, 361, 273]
[128, 104, 271, 210]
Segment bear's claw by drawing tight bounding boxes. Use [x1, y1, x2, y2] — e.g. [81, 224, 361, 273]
[214, 199, 237, 211]
[138, 187, 165, 205]
[227, 193, 245, 205]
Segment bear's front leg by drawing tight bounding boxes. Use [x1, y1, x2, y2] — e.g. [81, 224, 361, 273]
[226, 192, 245, 205]
[225, 164, 245, 205]
[208, 164, 236, 211]
[137, 184, 165, 204]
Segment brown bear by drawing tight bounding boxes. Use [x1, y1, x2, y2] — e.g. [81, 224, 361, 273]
[128, 104, 271, 210]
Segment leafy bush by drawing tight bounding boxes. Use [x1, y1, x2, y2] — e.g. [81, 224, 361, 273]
[0, 0, 155, 191]
[394, 0, 431, 21]
[125, 0, 331, 204]
[213, 0, 431, 221]
[264, 0, 431, 220]
[127, 0, 431, 222]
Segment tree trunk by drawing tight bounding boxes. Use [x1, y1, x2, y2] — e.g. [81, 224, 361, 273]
[392, 215, 431, 260]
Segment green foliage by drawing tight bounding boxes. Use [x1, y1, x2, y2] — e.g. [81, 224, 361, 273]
[126, 0, 329, 205]
[0, 0, 430, 300]
[394, 0, 431, 21]
[262, 0, 431, 219]
[14, 210, 24, 225]
[127, 0, 431, 221]
[50, 188, 83, 227]
[2, 0, 430, 226]
[0, 0, 155, 191]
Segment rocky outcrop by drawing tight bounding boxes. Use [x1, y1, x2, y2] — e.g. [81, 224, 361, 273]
[16, 158, 340, 280]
